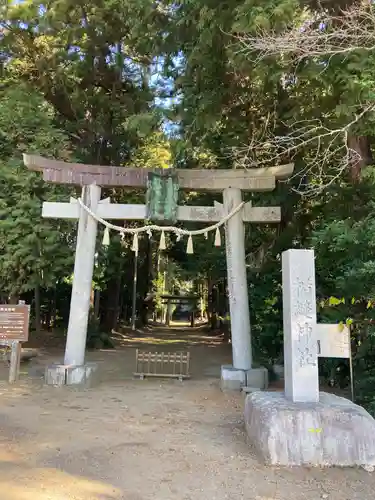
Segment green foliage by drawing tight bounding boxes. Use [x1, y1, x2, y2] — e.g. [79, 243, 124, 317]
[0, 83, 74, 298]
[317, 295, 375, 414]
[152, 271, 166, 314]
[307, 178, 375, 414]
[1, 0, 165, 165]
[133, 132, 172, 169]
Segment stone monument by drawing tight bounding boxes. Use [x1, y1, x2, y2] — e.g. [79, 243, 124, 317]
[244, 249, 375, 467]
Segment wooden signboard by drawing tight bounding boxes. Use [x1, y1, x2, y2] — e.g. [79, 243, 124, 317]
[0, 304, 30, 342]
[0, 304, 30, 384]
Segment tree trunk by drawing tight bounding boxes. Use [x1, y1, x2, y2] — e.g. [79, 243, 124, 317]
[94, 289, 101, 320]
[347, 135, 373, 181]
[103, 278, 121, 332]
[103, 288, 113, 331]
[45, 295, 52, 331]
[207, 277, 214, 326]
[34, 284, 41, 334]
[8, 294, 19, 305]
[50, 287, 57, 331]
[139, 237, 153, 326]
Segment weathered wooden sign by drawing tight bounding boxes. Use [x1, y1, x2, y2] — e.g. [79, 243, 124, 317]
[0, 304, 30, 342]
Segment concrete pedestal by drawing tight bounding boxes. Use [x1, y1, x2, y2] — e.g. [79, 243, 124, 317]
[221, 365, 268, 391]
[45, 363, 98, 388]
[246, 367, 268, 390]
[221, 365, 246, 391]
[245, 391, 375, 467]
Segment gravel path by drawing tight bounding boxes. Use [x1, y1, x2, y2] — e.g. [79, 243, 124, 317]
[0, 327, 373, 499]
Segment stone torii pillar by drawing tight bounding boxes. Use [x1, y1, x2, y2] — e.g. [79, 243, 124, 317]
[223, 188, 252, 370]
[65, 185, 101, 367]
[24, 154, 293, 387]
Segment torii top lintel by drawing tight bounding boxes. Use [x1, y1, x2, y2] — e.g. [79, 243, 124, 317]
[23, 154, 294, 192]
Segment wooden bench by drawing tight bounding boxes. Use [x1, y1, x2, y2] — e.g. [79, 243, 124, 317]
[134, 349, 190, 381]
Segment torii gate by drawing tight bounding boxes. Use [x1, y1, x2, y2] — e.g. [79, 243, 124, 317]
[24, 154, 293, 387]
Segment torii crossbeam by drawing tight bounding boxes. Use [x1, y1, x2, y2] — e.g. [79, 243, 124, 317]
[24, 154, 294, 388]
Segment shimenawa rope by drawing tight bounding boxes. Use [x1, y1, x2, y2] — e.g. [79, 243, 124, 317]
[77, 197, 244, 253]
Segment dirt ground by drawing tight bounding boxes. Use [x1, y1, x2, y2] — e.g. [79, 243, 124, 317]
[0, 326, 374, 500]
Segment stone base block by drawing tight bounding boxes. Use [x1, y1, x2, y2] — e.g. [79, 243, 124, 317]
[221, 365, 246, 391]
[221, 365, 269, 391]
[246, 367, 268, 390]
[242, 386, 261, 394]
[245, 391, 375, 467]
[45, 362, 98, 388]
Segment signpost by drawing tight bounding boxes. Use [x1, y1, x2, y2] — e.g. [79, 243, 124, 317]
[0, 303, 30, 383]
[316, 323, 353, 401]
